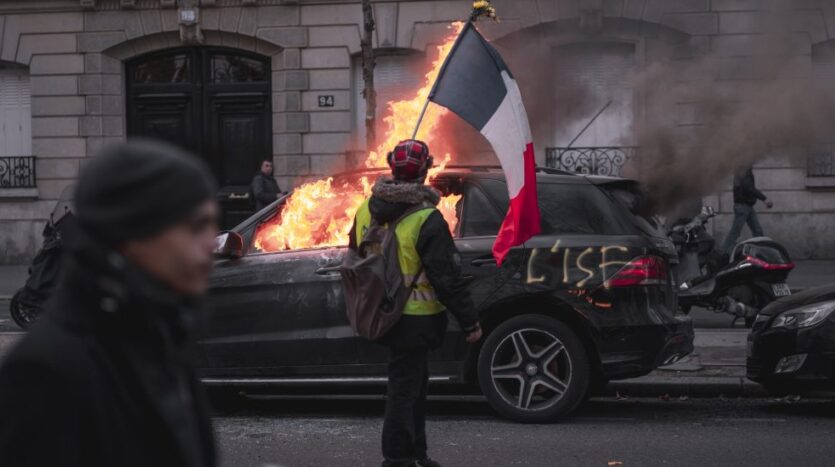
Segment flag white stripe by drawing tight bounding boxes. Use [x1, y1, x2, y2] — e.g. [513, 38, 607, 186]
[479, 71, 533, 198]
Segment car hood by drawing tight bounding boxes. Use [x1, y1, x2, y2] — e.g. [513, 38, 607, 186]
[760, 282, 835, 316]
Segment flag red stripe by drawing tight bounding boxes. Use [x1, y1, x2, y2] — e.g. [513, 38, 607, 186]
[492, 142, 540, 265]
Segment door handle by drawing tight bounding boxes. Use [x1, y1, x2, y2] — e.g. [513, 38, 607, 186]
[315, 266, 342, 275]
[471, 257, 497, 267]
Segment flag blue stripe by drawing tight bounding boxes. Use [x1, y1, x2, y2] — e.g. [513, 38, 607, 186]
[429, 22, 508, 131]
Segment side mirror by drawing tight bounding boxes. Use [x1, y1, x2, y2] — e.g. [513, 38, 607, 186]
[214, 231, 244, 259]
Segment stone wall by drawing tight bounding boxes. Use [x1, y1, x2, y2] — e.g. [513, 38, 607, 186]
[1, 0, 835, 263]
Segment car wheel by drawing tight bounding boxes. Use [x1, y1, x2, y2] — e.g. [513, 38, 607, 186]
[477, 314, 590, 423]
[10, 291, 40, 330]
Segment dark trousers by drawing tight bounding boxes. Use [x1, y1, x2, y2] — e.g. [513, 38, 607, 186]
[382, 345, 430, 466]
[379, 314, 446, 467]
[722, 203, 764, 252]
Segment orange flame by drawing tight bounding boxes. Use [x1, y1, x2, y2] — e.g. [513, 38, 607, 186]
[254, 22, 465, 252]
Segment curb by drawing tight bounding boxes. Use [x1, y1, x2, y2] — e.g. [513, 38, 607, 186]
[606, 376, 769, 398]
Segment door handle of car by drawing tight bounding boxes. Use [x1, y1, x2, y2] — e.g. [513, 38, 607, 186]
[471, 257, 497, 267]
[315, 266, 342, 276]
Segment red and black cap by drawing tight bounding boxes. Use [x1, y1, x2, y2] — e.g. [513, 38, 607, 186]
[387, 139, 433, 182]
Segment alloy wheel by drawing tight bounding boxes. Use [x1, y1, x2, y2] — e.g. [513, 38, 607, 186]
[490, 328, 572, 411]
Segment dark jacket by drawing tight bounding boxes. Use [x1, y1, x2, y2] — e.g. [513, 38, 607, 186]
[349, 177, 479, 338]
[251, 171, 280, 211]
[0, 226, 216, 467]
[733, 168, 767, 206]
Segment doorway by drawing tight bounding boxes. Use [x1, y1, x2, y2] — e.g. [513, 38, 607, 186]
[126, 47, 272, 228]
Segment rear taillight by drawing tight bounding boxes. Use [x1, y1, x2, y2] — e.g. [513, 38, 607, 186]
[606, 255, 668, 288]
[745, 256, 795, 271]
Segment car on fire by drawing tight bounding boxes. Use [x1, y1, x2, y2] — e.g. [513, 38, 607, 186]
[204, 166, 694, 422]
[747, 283, 835, 396]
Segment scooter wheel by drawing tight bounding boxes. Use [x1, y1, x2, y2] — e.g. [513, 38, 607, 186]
[9, 291, 40, 330]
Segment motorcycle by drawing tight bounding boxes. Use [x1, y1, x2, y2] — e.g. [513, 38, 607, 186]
[10, 186, 74, 330]
[670, 206, 794, 327]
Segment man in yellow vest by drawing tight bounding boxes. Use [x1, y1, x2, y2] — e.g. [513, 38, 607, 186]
[349, 139, 482, 467]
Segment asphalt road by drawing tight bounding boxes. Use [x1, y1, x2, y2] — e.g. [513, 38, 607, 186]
[214, 395, 835, 467]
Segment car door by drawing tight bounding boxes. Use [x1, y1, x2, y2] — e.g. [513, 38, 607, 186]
[200, 245, 357, 378]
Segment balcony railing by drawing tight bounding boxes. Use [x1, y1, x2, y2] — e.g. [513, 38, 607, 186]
[545, 147, 636, 177]
[808, 143, 835, 177]
[0, 156, 36, 188]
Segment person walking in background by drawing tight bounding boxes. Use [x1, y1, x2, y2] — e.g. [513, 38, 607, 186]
[0, 141, 218, 467]
[722, 165, 774, 253]
[349, 139, 482, 467]
[252, 158, 281, 211]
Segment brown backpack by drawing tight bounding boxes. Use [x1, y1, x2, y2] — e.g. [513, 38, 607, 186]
[340, 204, 427, 340]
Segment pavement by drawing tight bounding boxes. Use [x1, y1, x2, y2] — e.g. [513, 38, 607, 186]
[213, 396, 835, 467]
[0, 261, 833, 398]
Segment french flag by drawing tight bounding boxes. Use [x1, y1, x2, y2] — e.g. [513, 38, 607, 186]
[429, 22, 541, 265]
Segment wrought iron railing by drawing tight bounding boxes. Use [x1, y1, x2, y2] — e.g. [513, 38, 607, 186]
[808, 143, 835, 177]
[545, 147, 636, 177]
[0, 156, 36, 188]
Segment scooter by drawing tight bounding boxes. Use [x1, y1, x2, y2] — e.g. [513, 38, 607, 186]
[10, 187, 73, 330]
[670, 206, 794, 327]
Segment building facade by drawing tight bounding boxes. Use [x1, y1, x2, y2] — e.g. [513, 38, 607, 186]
[1, 0, 835, 263]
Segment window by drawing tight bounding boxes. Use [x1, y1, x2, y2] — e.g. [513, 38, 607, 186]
[480, 179, 638, 236]
[353, 53, 424, 148]
[552, 43, 636, 147]
[0, 64, 31, 157]
[810, 41, 835, 179]
[461, 184, 502, 237]
[131, 53, 190, 83]
[210, 54, 267, 83]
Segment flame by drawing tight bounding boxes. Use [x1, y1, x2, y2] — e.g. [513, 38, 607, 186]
[254, 22, 465, 252]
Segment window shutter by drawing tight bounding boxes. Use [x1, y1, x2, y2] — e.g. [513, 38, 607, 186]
[0, 67, 32, 157]
[353, 53, 424, 149]
[553, 43, 636, 147]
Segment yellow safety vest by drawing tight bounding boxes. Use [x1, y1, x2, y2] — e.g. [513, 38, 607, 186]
[354, 199, 445, 316]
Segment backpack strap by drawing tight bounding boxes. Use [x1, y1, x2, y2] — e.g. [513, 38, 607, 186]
[391, 201, 432, 229]
[395, 202, 431, 290]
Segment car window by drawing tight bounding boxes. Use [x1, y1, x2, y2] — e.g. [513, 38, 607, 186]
[461, 184, 502, 237]
[480, 178, 638, 236]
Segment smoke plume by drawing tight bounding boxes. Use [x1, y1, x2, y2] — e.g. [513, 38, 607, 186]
[616, 7, 835, 213]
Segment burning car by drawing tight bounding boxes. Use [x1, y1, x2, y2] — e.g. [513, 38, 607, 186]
[203, 166, 694, 422]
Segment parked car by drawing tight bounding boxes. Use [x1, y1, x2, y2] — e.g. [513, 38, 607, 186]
[204, 166, 694, 422]
[747, 283, 835, 395]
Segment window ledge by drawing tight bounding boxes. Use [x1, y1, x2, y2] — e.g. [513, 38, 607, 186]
[0, 188, 39, 200]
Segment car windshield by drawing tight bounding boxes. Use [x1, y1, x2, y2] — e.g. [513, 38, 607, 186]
[480, 179, 639, 236]
[248, 172, 464, 254]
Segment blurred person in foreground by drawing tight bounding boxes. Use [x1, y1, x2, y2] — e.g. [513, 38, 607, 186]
[0, 140, 219, 467]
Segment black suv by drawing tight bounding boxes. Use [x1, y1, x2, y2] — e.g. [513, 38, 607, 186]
[205, 167, 694, 422]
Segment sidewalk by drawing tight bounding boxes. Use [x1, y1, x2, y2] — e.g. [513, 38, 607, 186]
[607, 329, 765, 398]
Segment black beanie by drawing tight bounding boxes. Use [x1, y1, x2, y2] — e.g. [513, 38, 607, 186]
[74, 139, 217, 247]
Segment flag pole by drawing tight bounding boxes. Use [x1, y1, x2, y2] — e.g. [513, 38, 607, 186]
[410, 4, 497, 140]
[411, 98, 432, 140]
[410, 8, 485, 140]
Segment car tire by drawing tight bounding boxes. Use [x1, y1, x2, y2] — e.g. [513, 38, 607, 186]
[9, 291, 39, 331]
[477, 314, 590, 423]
